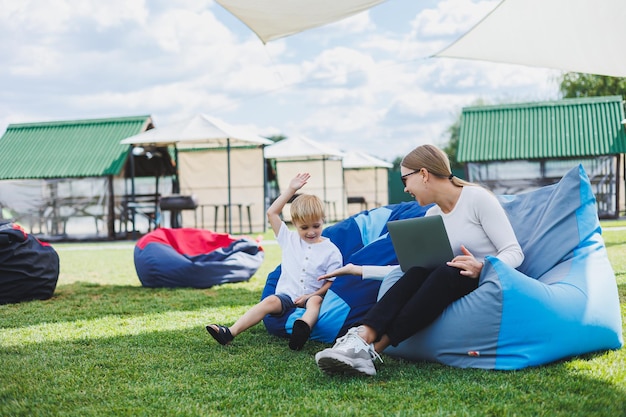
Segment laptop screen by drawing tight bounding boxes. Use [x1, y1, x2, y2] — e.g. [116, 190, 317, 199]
[387, 215, 454, 272]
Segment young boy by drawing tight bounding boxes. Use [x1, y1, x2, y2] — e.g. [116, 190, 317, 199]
[206, 173, 342, 350]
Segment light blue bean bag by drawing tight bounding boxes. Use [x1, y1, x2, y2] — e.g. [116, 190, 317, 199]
[381, 164, 623, 369]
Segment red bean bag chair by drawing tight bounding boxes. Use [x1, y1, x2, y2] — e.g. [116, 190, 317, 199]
[134, 228, 264, 288]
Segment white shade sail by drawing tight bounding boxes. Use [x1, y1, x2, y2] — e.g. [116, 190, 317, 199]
[215, 0, 388, 43]
[436, 0, 626, 78]
[120, 114, 272, 147]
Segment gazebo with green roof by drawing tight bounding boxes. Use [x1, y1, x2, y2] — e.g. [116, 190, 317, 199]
[458, 95, 626, 218]
[0, 115, 172, 239]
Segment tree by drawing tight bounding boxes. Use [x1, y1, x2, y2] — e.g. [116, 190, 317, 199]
[391, 156, 403, 171]
[391, 116, 464, 173]
[442, 98, 490, 174]
[442, 117, 464, 173]
[559, 73, 626, 98]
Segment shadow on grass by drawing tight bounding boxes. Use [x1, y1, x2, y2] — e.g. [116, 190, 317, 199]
[603, 240, 626, 249]
[0, 281, 264, 329]
[1, 326, 625, 417]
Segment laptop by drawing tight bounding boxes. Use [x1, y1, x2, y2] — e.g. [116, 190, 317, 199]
[387, 215, 454, 272]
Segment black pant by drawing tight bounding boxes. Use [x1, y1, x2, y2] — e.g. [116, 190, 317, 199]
[361, 264, 478, 346]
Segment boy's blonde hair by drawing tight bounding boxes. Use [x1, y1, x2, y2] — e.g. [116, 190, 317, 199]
[290, 194, 325, 224]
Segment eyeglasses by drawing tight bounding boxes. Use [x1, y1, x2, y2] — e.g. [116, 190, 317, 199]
[401, 169, 421, 186]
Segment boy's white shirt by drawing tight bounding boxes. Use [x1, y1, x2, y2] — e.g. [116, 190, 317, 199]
[274, 221, 342, 301]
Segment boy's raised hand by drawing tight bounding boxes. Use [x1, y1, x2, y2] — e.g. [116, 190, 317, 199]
[290, 173, 310, 191]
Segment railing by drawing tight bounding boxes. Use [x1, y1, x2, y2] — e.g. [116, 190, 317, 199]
[195, 203, 253, 234]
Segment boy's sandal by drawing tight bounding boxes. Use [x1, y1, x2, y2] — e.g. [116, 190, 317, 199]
[206, 324, 234, 345]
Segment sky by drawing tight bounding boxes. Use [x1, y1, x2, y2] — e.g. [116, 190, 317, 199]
[0, 0, 563, 162]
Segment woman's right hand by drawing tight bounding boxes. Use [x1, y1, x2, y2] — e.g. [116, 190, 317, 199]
[318, 263, 363, 280]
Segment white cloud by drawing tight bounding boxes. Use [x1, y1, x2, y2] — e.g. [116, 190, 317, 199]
[326, 9, 376, 34]
[411, 0, 499, 39]
[0, 0, 563, 163]
[300, 47, 377, 86]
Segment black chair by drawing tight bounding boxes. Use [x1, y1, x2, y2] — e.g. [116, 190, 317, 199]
[159, 195, 198, 228]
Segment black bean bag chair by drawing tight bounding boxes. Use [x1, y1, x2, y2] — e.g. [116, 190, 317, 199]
[0, 221, 60, 304]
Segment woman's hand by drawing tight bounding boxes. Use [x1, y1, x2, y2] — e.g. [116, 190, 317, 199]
[446, 245, 483, 278]
[318, 263, 363, 280]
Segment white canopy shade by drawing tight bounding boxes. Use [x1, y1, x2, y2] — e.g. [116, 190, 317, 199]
[265, 136, 345, 219]
[264, 135, 344, 160]
[120, 114, 272, 147]
[343, 151, 391, 215]
[120, 114, 271, 234]
[342, 151, 392, 169]
[215, 0, 387, 43]
[436, 0, 626, 78]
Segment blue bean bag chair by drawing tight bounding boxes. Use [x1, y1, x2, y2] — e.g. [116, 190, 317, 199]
[0, 221, 59, 304]
[134, 228, 264, 288]
[262, 202, 431, 342]
[381, 164, 623, 369]
[262, 165, 623, 370]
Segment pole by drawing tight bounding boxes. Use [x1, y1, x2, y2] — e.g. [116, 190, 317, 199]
[227, 138, 232, 234]
[130, 145, 137, 240]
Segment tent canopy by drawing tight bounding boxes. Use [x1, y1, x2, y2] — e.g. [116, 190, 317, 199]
[121, 114, 272, 148]
[342, 151, 392, 169]
[215, 0, 387, 43]
[121, 114, 272, 233]
[343, 151, 391, 215]
[177, 147, 267, 233]
[264, 135, 344, 160]
[265, 136, 346, 221]
[435, 0, 626, 78]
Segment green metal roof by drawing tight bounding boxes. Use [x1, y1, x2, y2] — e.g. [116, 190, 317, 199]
[457, 96, 626, 162]
[0, 115, 152, 179]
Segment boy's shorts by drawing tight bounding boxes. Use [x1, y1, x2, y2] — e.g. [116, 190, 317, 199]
[271, 293, 324, 317]
[271, 293, 297, 317]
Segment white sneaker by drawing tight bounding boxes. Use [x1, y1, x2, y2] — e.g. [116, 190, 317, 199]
[315, 326, 382, 376]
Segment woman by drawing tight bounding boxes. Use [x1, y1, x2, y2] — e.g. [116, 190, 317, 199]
[315, 144, 524, 376]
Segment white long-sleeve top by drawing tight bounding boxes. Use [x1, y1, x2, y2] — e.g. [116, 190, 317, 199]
[362, 185, 523, 280]
[427, 185, 523, 267]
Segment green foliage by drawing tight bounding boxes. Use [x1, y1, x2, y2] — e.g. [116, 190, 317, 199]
[391, 118, 463, 173]
[391, 156, 403, 171]
[442, 98, 490, 175]
[0, 227, 625, 416]
[559, 73, 626, 98]
[442, 117, 464, 173]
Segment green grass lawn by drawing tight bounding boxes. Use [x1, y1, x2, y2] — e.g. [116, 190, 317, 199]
[1, 226, 625, 417]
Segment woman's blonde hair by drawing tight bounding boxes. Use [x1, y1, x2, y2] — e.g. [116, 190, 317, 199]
[290, 194, 325, 224]
[401, 144, 474, 187]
